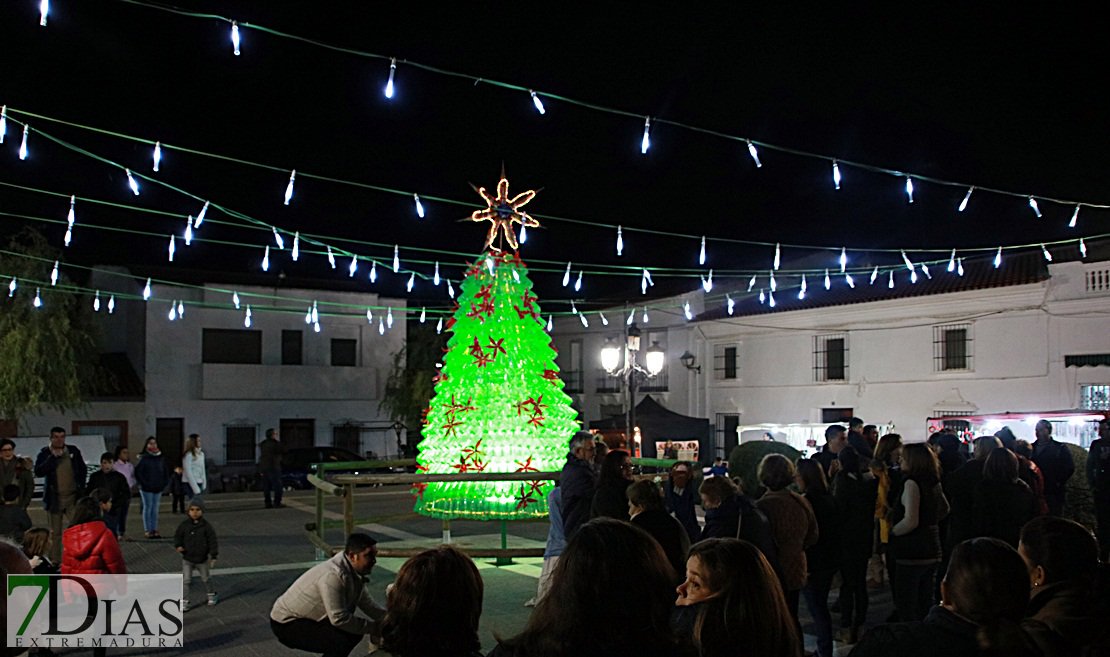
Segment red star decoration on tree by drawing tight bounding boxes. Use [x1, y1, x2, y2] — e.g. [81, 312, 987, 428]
[543, 369, 560, 384]
[442, 419, 463, 438]
[514, 455, 538, 472]
[486, 337, 506, 358]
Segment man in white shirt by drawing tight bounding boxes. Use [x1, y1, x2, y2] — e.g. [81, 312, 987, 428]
[270, 533, 385, 657]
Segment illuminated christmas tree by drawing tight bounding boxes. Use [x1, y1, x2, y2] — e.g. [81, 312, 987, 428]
[414, 177, 579, 520]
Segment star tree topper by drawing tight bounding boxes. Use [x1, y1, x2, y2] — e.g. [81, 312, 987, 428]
[470, 175, 540, 252]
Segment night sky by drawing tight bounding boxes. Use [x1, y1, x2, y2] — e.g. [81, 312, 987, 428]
[0, 3, 1105, 314]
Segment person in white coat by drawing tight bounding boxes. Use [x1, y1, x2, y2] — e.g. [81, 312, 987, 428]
[182, 434, 207, 501]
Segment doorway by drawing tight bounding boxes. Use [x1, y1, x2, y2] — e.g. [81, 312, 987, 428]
[155, 418, 185, 467]
[280, 418, 315, 450]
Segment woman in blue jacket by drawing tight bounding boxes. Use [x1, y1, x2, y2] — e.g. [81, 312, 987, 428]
[134, 437, 170, 539]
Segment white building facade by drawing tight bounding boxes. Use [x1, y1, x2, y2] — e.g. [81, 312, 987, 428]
[552, 255, 1110, 459]
[17, 271, 407, 473]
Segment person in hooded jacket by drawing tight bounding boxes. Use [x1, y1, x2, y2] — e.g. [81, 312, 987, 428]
[972, 448, 1038, 547]
[134, 437, 170, 539]
[62, 496, 126, 576]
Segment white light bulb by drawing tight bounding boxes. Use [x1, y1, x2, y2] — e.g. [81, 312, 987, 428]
[869, 266, 878, 285]
[957, 258, 964, 276]
[699, 236, 706, 265]
[378, 318, 385, 335]
[1028, 196, 1042, 218]
[905, 176, 914, 204]
[832, 160, 841, 190]
[824, 269, 831, 290]
[284, 170, 295, 205]
[168, 235, 175, 262]
[311, 301, 318, 324]
[0, 105, 6, 143]
[839, 247, 847, 273]
[768, 290, 776, 308]
[519, 222, 528, 243]
[143, 278, 152, 301]
[32, 288, 41, 308]
[959, 187, 973, 212]
[580, 313, 589, 328]
[232, 291, 240, 309]
[50, 260, 58, 286]
[562, 262, 571, 287]
[314, 321, 320, 334]
[546, 316, 553, 332]
[921, 262, 931, 279]
[888, 271, 895, 289]
[683, 301, 692, 320]
[433, 262, 440, 285]
[346, 255, 357, 277]
[107, 295, 115, 314]
[641, 272, 648, 295]
[231, 21, 240, 56]
[67, 195, 76, 227]
[600, 312, 609, 326]
[616, 226, 624, 256]
[327, 246, 336, 269]
[273, 228, 284, 250]
[244, 306, 252, 328]
[798, 274, 807, 300]
[727, 294, 735, 314]
[19, 124, 29, 160]
[184, 217, 193, 246]
[194, 201, 209, 228]
[747, 275, 756, 293]
[747, 140, 762, 168]
[1079, 239, 1087, 258]
[627, 308, 635, 325]
[574, 271, 583, 292]
[370, 261, 378, 283]
[420, 307, 426, 323]
[153, 141, 162, 172]
[773, 243, 780, 271]
[644, 269, 654, 286]
[702, 269, 713, 293]
[168, 303, 176, 321]
[305, 307, 312, 324]
[1069, 206, 1080, 228]
[911, 270, 918, 284]
[1041, 244, 1052, 262]
[126, 169, 139, 195]
[993, 247, 1002, 268]
[177, 301, 184, 318]
[291, 232, 299, 261]
[845, 272, 855, 288]
[406, 273, 415, 292]
[393, 245, 399, 272]
[640, 117, 651, 154]
[93, 291, 101, 312]
[901, 250, 915, 273]
[947, 249, 956, 272]
[530, 90, 545, 115]
[261, 246, 270, 271]
[436, 317, 443, 334]
[570, 300, 578, 315]
[64, 226, 72, 247]
[642, 308, 649, 323]
[385, 57, 396, 99]
[769, 270, 777, 292]
[447, 280, 455, 298]
[387, 307, 394, 328]
[759, 289, 765, 304]
[366, 308, 373, 323]
[414, 193, 424, 218]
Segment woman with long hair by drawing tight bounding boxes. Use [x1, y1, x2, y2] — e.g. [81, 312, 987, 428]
[972, 448, 1037, 547]
[888, 443, 949, 622]
[181, 434, 207, 501]
[591, 450, 634, 521]
[832, 446, 878, 644]
[673, 538, 801, 657]
[22, 527, 58, 574]
[134, 437, 169, 539]
[1018, 515, 1110, 656]
[870, 433, 903, 614]
[489, 518, 678, 657]
[850, 537, 1040, 657]
[628, 478, 690, 581]
[795, 458, 839, 657]
[378, 546, 483, 657]
[755, 454, 818, 632]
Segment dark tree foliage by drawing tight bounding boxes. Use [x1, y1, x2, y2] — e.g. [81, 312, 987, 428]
[379, 319, 447, 448]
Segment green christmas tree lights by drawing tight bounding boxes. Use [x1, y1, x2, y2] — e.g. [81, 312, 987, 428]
[413, 178, 578, 520]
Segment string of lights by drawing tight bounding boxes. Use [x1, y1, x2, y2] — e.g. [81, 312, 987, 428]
[58, 0, 1108, 222]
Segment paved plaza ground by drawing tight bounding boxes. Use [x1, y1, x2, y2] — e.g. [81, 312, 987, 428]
[25, 487, 889, 655]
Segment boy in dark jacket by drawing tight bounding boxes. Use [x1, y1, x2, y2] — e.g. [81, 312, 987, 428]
[87, 452, 131, 537]
[174, 499, 218, 611]
[0, 484, 32, 542]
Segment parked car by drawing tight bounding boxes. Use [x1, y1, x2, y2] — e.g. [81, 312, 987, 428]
[280, 447, 368, 490]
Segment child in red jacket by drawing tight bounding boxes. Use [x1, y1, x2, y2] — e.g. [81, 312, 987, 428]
[62, 496, 126, 575]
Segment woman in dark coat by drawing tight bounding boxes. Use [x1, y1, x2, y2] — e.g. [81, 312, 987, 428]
[134, 436, 170, 539]
[796, 458, 840, 657]
[627, 479, 689, 582]
[832, 446, 878, 643]
[972, 448, 1038, 547]
[590, 450, 633, 521]
[889, 443, 949, 622]
[850, 537, 1041, 657]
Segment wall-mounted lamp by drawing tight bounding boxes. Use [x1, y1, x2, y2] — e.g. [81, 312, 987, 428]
[679, 350, 701, 374]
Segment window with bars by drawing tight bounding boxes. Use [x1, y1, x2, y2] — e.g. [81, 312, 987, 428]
[596, 370, 624, 393]
[561, 340, 584, 393]
[713, 344, 739, 380]
[814, 334, 848, 382]
[1080, 384, 1110, 411]
[715, 413, 740, 457]
[225, 425, 257, 464]
[934, 324, 973, 371]
[333, 424, 361, 453]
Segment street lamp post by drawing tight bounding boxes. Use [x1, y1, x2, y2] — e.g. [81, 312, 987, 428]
[601, 322, 664, 457]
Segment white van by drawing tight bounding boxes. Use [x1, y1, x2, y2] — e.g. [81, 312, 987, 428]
[10, 434, 109, 500]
